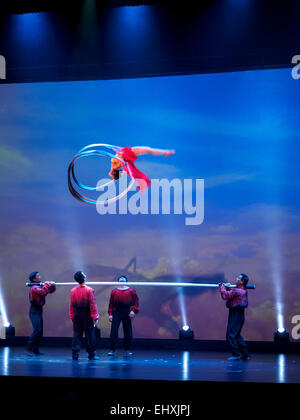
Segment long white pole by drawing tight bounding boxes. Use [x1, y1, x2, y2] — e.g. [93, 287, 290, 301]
[26, 281, 256, 289]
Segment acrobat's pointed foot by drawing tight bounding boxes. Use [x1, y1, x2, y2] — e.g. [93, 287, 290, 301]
[165, 149, 175, 157]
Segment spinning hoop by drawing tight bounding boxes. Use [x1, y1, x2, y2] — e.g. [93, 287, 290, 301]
[68, 144, 136, 205]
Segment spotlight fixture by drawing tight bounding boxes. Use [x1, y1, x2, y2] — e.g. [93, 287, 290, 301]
[274, 328, 289, 343]
[5, 324, 15, 338]
[179, 325, 194, 340]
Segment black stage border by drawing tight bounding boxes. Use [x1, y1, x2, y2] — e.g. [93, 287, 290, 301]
[1, 374, 299, 415]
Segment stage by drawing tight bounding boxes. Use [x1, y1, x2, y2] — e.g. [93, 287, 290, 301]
[0, 344, 299, 414]
[1, 346, 300, 383]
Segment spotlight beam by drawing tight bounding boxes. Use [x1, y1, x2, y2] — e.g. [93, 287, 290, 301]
[0, 282, 9, 327]
[26, 281, 256, 289]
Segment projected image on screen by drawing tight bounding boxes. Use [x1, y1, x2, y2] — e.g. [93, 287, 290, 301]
[0, 68, 299, 341]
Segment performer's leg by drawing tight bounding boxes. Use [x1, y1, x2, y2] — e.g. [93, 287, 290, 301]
[26, 309, 36, 351]
[226, 309, 242, 357]
[132, 146, 175, 157]
[122, 317, 132, 351]
[237, 334, 249, 357]
[72, 316, 83, 359]
[84, 314, 96, 358]
[109, 314, 121, 350]
[26, 307, 43, 353]
[236, 310, 250, 358]
[35, 316, 43, 353]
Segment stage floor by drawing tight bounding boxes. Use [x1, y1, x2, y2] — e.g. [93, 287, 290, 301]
[1, 346, 299, 383]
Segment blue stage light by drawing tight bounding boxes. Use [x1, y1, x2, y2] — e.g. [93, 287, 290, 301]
[277, 327, 285, 333]
[0, 281, 9, 329]
[168, 241, 188, 340]
[5, 325, 15, 338]
[179, 325, 194, 340]
[265, 211, 285, 345]
[278, 354, 286, 383]
[13, 12, 49, 46]
[274, 328, 289, 343]
[277, 305, 285, 334]
[182, 351, 190, 381]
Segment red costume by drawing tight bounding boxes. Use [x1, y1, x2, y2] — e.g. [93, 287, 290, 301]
[69, 284, 99, 321]
[108, 287, 139, 352]
[108, 288, 139, 317]
[70, 284, 99, 359]
[26, 282, 56, 354]
[219, 285, 249, 358]
[219, 285, 248, 309]
[29, 282, 56, 307]
[117, 146, 151, 193]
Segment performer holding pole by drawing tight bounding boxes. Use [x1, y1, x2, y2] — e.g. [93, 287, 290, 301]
[108, 275, 139, 356]
[25, 272, 56, 356]
[70, 271, 99, 360]
[219, 274, 251, 361]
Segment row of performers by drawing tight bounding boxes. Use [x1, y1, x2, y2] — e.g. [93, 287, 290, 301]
[25, 271, 250, 361]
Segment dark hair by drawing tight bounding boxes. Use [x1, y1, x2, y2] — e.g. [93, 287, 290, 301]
[74, 271, 86, 284]
[118, 275, 128, 282]
[240, 273, 249, 286]
[29, 272, 39, 282]
[111, 168, 122, 180]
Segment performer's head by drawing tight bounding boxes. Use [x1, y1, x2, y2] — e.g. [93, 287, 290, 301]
[109, 168, 122, 180]
[29, 272, 40, 282]
[109, 155, 123, 180]
[74, 271, 86, 284]
[117, 275, 128, 289]
[236, 273, 249, 288]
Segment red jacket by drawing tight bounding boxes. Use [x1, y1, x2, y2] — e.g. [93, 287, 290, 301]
[220, 285, 248, 309]
[29, 282, 56, 307]
[118, 146, 151, 193]
[108, 288, 139, 317]
[69, 284, 99, 321]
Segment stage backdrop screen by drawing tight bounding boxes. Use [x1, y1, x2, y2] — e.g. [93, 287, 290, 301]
[0, 68, 299, 341]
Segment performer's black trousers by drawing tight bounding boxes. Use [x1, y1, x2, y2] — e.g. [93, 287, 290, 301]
[226, 307, 249, 357]
[26, 305, 43, 353]
[110, 313, 132, 350]
[72, 308, 96, 357]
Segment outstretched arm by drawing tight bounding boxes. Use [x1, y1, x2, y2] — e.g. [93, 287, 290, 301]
[132, 146, 175, 157]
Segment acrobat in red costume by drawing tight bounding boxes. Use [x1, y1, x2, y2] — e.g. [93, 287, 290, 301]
[109, 146, 175, 193]
[25, 272, 56, 356]
[70, 271, 99, 360]
[108, 275, 139, 355]
[219, 273, 250, 360]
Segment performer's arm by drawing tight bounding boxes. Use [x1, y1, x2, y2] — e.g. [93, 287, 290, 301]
[130, 290, 139, 314]
[88, 289, 99, 321]
[69, 293, 75, 321]
[132, 146, 175, 157]
[219, 284, 239, 301]
[33, 282, 56, 297]
[45, 282, 56, 293]
[108, 291, 115, 317]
